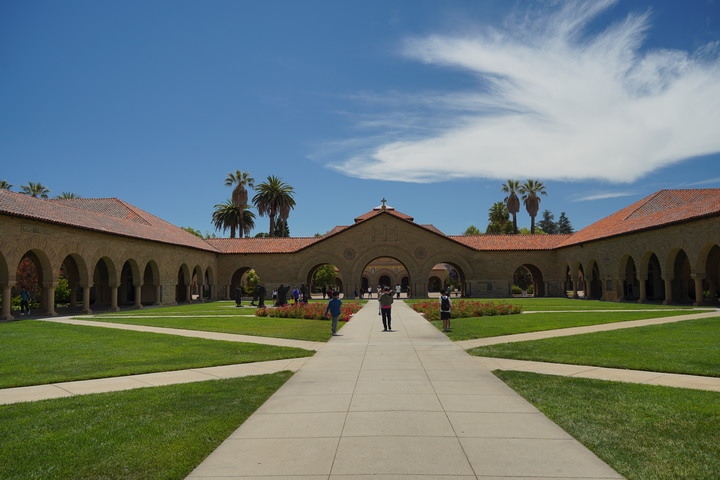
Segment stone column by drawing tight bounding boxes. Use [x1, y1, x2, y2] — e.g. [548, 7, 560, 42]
[198, 282, 206, 303]
[692, 274, 705, 306]
[154, 285, 161, 305]
[185, 284, 192, 303]
[1, 283, 14, 321]
[572, 279, 579, 299]
[82, 286, 93, 314]
[110, 286, 120, 312]
[662, 275, 673, 305]
[69, 285, 77, 308]
[638, 278, 647, 303]
[44, 282, 57, 316]
[134, 284, 143, 309]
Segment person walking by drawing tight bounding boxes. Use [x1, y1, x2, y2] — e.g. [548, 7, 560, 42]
[440, 290, 452, 332]
[379, 286, 394, 331]
[325, 290, 343, 336]
[19, 286, 31, 315]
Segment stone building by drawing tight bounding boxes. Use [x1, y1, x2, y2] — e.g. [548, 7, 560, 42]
[1, 188, 718, 320]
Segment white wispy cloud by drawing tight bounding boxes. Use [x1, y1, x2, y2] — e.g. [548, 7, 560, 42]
[574, 192, 635, 201]
[327, 0, 720, 184]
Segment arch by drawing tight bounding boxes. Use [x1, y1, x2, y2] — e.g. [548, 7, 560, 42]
[307, 263, 343, 299]
[514, 264, 545, 297]
[703, 244, 720, 304]
[620, 255, 639, 300]
[176, 263, 190, 303]
[141, 260, 160, 305]
[91, 257, 116, 309]
[671, 249, 693, 304]
[229, 266, 254, 300]
[15, 250, 51, 314]
[644, 252, 664, 301]
[203, 266, 215, 300]
[360, 256, 410, 296]
[119, 259, 141, 306]
[191, 265, 203, 301]
[428, 275, 442, 293]
[588, 261, 602, 300]
[60, 254, 87, 309]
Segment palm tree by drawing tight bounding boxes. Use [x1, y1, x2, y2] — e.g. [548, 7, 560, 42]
[56, 192, 81, 199]
[225, 170, 255, 236]
[0, 180, 12, 190]
[252, 175, 296, 237]
[212, 200, 256, 238]
[20, 182, 50, 198]
[501, 179, 522, 234]
[486, 201, 511, 234]
[520, 179, 548, 234]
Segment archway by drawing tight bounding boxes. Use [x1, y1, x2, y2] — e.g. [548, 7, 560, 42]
[645, 253, 664, 301]
[513, 264, 545, 297]
[119, 261, 137, 306]
[91, 258, 114, 309]
[427, 262, 466, 297]
[621, 256, 639, 300]
[704, 245, 720, 304]
[15, 251, 45, 314]
[307, 263, 342, 299]
[589, 262, 602, 299]
[59, 255, 84, 310]
[230, 267, 257, 301]
[176, 265, 190, 303]
[141, 261, 159, 305]
[672, 250, 693, 303]
[361, 257, 410, 297]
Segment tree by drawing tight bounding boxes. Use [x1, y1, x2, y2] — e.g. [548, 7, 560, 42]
[20, 182, 50, 198]
[537, 209, 558, 234]
[520, 179, 547, 234]
[252, 175, 296, 237]
[56, 192, 81, 199]
[501, 179, 522, 234]
[486, 202, 513, 234]
[182, 226, 204, 238]
[273, 218, 290, 237]
[463, 225, 482, 235]
[225, 170, 255, 238]
[557, 211, 574, 234]
[0, 180, 12, 190]
[212, 200, 256, 238]
[313, 265, 337, 290]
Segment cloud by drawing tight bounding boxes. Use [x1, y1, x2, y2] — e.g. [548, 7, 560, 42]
[574, 192, 635, 201]
[327, 0, 720, 184]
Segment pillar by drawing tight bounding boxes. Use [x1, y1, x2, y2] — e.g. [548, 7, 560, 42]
[692, 274, 705, 306]
[69, 285, 77, 308]
[44, 282, 57, 316]
[110, 286, 120, 312]
[638, 277, 647, 303]
[572, 279, 579, 299]
[154, 285, 161, 305]
[82, 286, 93, 314]
[662, 275, 673, 305]
[134, 284, 143, 309]
[1, 283, 14, 321]
[185, 284, 192, 303]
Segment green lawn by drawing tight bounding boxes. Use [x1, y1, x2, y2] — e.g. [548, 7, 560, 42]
[495, 371, 720, 480]
[432, 310, 691, 340]
[0, 321, 313, 388]
[0, 373, 292, 480]
[83, 311, 339, 342]
[470, 317, 720, 377]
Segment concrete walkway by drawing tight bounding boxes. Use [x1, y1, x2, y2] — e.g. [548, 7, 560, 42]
[40, 317, 325, 351]
[457, 310, 720, 349]
[186, 300, 623, 479]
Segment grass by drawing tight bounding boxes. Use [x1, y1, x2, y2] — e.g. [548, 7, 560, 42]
[495, 371, 720, 480]
[469, 316, 720, 377]
[0, 373, 292, 480]
[406, 297, 697, 311]
[83, 301, 343, 341]
[0, 321, 313, 388]
[432, 310, 692, 340]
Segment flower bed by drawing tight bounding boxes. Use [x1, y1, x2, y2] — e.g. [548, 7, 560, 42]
[256, 302, 362, 322]
[411, 300, 522, 321]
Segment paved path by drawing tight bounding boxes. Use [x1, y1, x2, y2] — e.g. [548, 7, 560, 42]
[457, 310, 720, 349]
[0, 357, 311, 406]
[40, 316, 325, 351]
[186, 300, 623, 479]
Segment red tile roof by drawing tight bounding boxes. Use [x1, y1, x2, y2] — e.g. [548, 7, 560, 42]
[558, 189, 720, 247]
[450, 234, 571, 250]
[354, 208, 414, 223]
[206, 237, 322, 253]
[0, 190, 216, 251]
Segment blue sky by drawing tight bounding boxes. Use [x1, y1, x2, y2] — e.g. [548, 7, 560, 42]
[1, 0, 719, 237]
